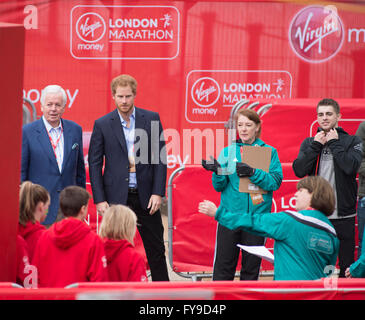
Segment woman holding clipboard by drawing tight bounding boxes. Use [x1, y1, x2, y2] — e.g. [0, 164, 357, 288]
[201, 108, 283, 281]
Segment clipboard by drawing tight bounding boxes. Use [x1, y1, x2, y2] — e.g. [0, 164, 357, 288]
[239, 146, 271, 194]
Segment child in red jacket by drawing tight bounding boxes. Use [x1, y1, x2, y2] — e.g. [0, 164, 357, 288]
[16, 235, 30, 287]
[99, 205, 148, 282]
[18, 181, 49, 261]
[32, 186, 108, 288]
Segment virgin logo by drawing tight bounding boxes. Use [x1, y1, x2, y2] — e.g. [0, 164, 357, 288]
[191, 77, 220, 108]
[289, 5, 344, 63]
[76, 12, 106, 43]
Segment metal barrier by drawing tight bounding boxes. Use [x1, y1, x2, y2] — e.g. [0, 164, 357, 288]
[22, 97, 37, 125]
[167, 165, 274, 281]
[167, 165, 218, 281]
[224, 99, 272, 143]
[0, 282, 24, 288]
[57, 279, 365, 300]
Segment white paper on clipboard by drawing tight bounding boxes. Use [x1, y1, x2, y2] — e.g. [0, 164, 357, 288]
[237, 244, 274, 264]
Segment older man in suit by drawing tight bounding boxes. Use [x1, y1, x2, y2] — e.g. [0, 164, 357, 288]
[21, 85, 86, 226]
[88, 74, 169, 281]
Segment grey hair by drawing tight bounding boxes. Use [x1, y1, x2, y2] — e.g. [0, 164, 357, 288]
[40, 85, 67, 107]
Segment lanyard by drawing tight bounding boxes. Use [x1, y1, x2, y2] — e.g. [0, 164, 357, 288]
[47, 126, 63, 160]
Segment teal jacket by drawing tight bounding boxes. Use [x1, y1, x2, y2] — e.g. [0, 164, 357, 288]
[212, 139, 283, 215]
[215, 207, 339, 280]
[349, 230, 365, 277]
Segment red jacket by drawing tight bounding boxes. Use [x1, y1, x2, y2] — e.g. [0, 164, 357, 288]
[16, 235, 30, 287]
[18, 221, 46, 262]
[32, 218, 108, 288]
[104, 239, 148, 282]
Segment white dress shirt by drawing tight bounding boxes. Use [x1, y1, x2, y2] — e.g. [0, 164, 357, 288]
[42, 116, 64, 172]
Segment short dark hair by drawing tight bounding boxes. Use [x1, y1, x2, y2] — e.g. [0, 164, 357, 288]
[317, 98, 340, 114]
[297, 176, 335, 216]
[59, 186, 90, 217]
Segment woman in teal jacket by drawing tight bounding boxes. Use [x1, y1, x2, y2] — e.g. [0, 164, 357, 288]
[199, 176, 339, 281]
[202, 109, 283, 280]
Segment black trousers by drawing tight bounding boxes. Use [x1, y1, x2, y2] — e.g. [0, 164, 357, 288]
[127, 192, 169, 281]
[330, 217, 355, 278]
[213, 223, 265, 281]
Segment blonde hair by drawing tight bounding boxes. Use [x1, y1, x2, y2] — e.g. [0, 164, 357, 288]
[19, 181, 50, 226]
[99, 205, 137, 245]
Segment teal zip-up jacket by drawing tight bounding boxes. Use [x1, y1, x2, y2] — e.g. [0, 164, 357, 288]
[212, 138, 283, 215]
[349, 232, 365, 277]
[215, 207, 339, 280]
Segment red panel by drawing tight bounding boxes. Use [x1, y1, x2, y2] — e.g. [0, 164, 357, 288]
[0, 279, 365, 300]
[0, 23, 25, 281]
[172, 166, 220, 272]
[172, 166, 264, 273]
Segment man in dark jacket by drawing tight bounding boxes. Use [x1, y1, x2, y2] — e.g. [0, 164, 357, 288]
[356, 121, 365, 257]
[88, 74, 169, 281]
[293, 98, 362, 277]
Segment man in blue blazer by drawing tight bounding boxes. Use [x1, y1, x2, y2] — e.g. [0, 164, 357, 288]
[21, 85, 86, 226]
[88, 74, 169, 281]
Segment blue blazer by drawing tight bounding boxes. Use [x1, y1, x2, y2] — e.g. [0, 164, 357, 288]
[88, 107, 167, 209]
[21, 118, 86, 225]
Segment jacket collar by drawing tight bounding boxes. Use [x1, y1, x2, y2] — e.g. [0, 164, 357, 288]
[316, 126, 347, 135]
[110, 107, 147, 154]
[234, 138, 265, 147]
[36, 119, 62, 169]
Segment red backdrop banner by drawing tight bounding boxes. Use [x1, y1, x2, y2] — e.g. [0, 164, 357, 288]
[1, 1, 364, 278]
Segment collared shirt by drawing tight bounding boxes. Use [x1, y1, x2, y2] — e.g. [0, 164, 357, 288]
[117, 108, 137, 188]
[42, 116, 64, 173]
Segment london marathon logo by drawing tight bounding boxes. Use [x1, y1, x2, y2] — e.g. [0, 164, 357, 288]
[289, 5, 344, 63]
[185, 70, 292, 123]
[70, 5, 180, 60]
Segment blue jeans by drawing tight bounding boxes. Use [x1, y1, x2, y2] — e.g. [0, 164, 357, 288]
[357, 197, 365, 258]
